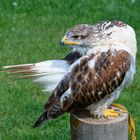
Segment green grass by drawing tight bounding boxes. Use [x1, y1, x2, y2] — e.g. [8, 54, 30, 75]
[0, 0, 140, 139]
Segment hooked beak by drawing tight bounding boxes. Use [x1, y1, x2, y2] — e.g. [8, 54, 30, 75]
[60, 36, 78, 46]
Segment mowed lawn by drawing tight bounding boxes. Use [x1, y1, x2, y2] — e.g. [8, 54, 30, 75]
[0, 0, 140, 140]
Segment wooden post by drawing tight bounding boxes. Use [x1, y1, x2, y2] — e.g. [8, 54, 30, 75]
[70, 111, 128, 140]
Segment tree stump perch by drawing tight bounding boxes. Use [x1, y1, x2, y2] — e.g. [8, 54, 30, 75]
[70, 111, 128, 140]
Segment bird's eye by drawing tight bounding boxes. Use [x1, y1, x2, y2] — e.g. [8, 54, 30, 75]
[71, 35, 84, 39]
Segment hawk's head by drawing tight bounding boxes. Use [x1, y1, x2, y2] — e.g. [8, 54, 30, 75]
[60, 21, 137, 58]
[60, 24, 96, 48]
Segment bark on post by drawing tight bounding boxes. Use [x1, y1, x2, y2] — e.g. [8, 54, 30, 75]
[70, 111, 128, 140]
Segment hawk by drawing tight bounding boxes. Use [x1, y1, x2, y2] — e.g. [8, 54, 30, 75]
[3, 21, 137, 127]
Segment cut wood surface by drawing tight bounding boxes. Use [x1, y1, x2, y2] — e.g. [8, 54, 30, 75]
[70, 111, 128, 140]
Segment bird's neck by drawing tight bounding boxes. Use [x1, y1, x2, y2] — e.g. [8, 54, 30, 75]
[73, 47, 89, 56]
[88, 24, 136, 60]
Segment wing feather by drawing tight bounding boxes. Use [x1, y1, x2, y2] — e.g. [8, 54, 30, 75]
[70, 50, 131, 104]
[34, 49, 132, 127]
[2, 51, 81, 92]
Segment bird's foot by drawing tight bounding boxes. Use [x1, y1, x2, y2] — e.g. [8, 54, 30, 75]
[88, 103, 126, 118]
[89, 106, 119, 118]
[103, 104, 127, 118]
[103, 108, 120, 118]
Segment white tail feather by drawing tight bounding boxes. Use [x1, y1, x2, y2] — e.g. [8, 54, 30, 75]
[3, 60, 70, 92]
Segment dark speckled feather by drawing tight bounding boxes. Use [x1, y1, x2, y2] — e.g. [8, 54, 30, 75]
[34, 50, 131, 127]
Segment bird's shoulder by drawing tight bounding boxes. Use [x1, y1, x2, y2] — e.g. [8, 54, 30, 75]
[68, 49, 131, 104]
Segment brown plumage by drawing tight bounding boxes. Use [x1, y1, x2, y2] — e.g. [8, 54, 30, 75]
[33, 21, 137, 127]
[33, 50, 131, 127]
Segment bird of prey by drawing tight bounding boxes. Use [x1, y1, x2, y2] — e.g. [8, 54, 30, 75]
[3, 21, 137, 127]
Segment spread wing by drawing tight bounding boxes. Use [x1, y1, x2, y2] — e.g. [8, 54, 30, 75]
[2, 51, 81, 92]
[34, 49, 132, 127]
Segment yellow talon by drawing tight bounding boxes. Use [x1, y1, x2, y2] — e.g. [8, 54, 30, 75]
[103, 109, 120, 118]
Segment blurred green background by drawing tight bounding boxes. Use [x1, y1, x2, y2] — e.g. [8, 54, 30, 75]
[0, 0, 140, 139]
